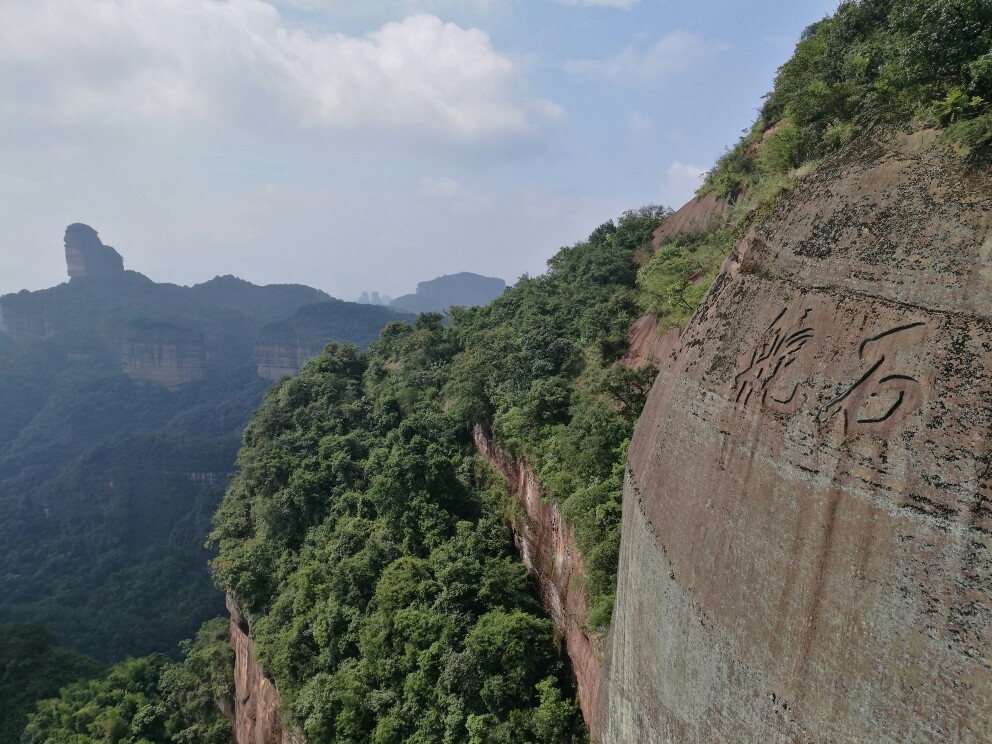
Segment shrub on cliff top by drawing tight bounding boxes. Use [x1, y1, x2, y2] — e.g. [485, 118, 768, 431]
[706, 0, 992, 198]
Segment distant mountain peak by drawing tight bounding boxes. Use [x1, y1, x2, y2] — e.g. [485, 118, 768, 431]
[64, 223, 125, 279]
[390, 271, 506, 315]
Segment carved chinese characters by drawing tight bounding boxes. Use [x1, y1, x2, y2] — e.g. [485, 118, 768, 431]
[735, 307, 814, 415]
[817, 322, 926, 435]
[734, 306, 927, 439]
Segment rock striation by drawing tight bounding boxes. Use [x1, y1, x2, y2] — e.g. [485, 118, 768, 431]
[601, 129, 992, 742]
[0, 290, 49, 340]
[64, 223, 125, 278]
[256, 300, 414, 380]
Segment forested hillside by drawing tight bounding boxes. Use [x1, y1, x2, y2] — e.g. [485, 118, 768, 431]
[16, 1, 992, 741]
[204, 207, 674, 740]
[0, 234, 413, 665]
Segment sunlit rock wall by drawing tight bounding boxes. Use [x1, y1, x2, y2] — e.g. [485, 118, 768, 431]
[603, 129, 992, 742]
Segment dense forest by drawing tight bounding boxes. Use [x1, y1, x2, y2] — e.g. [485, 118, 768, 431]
[0, 265, 412, 741]
[205, 205, 678, 740]
[13, 0, 992, 741]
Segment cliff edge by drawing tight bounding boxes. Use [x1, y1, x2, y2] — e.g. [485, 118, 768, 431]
[601, 129, 992, 742]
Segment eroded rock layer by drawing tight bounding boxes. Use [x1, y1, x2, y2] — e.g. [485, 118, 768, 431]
[603, 130, 992, 742]
[119, 321, 207, 390]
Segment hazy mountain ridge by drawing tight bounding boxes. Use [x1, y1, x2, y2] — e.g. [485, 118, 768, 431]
[389, 271, 507, 315]
[0, 226, 418, 665]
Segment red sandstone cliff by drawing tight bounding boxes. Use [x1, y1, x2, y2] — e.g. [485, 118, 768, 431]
[227, 594, 304, 744]
[651, 191, 730, 251]
[473, 425, 605, 740]
[601, 128, 992, 742]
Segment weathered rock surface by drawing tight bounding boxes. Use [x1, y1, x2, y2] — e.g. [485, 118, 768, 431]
[119, 321, 206, 390]
[474, 425, 605, 739]
[227, 594, 304, 744]
[256, 300, 413, 380]
[602, 129, 992, 742]
[255, 338, 312, 381]
[622, 314, 679, 370]
[651, 191, 730, 250]
[64, 223, 125, 278]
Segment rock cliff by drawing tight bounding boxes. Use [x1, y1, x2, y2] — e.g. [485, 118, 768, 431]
[227, 595, 303, 744]
[0, 291, 49, 340]
[650, 191, 729, 250]
[64, 223, 125, 278]
[601, 129, 992, 742]
[256, 300, 413, 380]
[118, 320, 207, 390]
[473, 425, 605, 740]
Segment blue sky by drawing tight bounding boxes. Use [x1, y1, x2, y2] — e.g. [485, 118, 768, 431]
[0, 0, 838, 300]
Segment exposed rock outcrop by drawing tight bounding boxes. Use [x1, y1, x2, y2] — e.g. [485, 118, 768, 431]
[651, 191, 730, 250]
[601, 129, 992, 742]
[256, 300, 413, 380]
[255, 335, 311, 381]
[474, 425, 605, 740]
[119, 321, 206, 390]
[622, 314, 678, 370]
[64, 223, 125, 278]
[227, 594, 304, 744]
[0, 291, 48, 340]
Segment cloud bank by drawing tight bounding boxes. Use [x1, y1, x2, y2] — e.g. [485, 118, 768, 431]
[0, 0, 560, 147]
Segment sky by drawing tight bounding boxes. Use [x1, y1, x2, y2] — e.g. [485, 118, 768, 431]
[0, 0, 839, 300]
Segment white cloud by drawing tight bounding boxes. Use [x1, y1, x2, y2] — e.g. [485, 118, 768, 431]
[565, 30, 722, 87]
[0, 0, 560, 147]
[553, 0, 639, 8]
[661, 161, 706, 209]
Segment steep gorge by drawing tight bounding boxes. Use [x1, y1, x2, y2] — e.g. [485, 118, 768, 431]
[473, 426, 605, 740]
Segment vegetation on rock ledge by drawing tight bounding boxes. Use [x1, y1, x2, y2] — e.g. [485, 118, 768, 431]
[706, 0, 992, 200]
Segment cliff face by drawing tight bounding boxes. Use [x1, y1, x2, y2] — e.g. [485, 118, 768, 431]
[227, 595, 303, 744]
[0, 292, 48, 340]
[255, 336, 309, 381]
[602, 129, 992, 742]
[64, 223, 125, 278]
[119, 321, 207, 390]
[255, 300, 414, 380]
[650, 191, 729, 250]
[473, 426, 604, 739]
